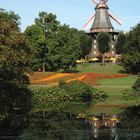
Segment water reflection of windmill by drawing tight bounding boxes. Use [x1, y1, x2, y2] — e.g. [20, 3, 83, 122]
[83, 0, 123, 60]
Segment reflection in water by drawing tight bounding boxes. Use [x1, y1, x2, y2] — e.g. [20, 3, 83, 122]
[0, 106, 140, 140]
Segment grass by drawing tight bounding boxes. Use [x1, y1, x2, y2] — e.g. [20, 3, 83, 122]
[97, 75, 138, 86]
[29, 63, 139, 114]
[76, 63, 124, 74]
[85, 86, 136, 115]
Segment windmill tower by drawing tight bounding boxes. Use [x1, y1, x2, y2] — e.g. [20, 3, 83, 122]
[83, 0, 123, 59]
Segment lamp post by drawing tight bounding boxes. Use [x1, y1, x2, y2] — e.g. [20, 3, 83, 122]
[42, 29, 48, 72]
[42, 17, 48, 72]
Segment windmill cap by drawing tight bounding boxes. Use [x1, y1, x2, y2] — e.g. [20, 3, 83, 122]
[95, 3, 109, 10]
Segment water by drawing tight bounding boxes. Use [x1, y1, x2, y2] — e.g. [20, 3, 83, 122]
[0, 106, 140, 140]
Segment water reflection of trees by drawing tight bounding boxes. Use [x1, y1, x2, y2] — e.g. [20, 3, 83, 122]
[119, 105, 140, 129]
[0, 82, 32, 138]
[22, 111, 93, 140]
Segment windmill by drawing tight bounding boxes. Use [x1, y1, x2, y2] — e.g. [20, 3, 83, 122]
[83, 0, 123, 59]
[83, 0, 123, 32]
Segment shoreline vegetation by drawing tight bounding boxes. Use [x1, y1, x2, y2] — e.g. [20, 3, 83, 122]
[29, 63, 139, 115]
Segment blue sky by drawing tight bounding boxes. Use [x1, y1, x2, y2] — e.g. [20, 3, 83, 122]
[1, 0, 140, 32]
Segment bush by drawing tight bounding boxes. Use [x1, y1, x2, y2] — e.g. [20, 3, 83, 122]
[132, 77, 140, 91]
[32, 87, 71, 111]
[59, 81, 93, 101]
[92, 88, 108, 102]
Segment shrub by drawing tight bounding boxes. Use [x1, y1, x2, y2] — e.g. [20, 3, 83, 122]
[132, 77, 140, 91]
[59, 81, 93, 101]
[32, 87, 71, 111]
[92, 88, 108, 102]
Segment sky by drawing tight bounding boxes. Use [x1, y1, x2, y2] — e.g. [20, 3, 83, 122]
[0, 0, 140, 32]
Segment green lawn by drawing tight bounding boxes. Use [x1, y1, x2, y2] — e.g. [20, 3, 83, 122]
[30, 64, 139, 114]
[85, 86, 136, 115]
[97, 75, 138, 86]
[76, 63, 124, 74]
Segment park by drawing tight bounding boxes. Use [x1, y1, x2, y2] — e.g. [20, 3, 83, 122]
[0, 0, 140, 139]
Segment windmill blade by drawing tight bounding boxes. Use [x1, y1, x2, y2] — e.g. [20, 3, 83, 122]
[109, 12, 123, 25]
[82, 14, 95, 29]
[91, 0, 98, 5]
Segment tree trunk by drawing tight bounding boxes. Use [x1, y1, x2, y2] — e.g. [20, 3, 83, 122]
[42, 61, 45, 72]
[102, 54, 105, 66]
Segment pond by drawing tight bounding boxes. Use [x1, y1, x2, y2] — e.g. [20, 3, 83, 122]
[0, 105, 140, 140]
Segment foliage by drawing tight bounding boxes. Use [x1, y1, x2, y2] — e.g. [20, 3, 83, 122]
[25, 25, 45, 71]
[132, 77, 140, 91]
[25, 12, 82, 71]
[59, 80, 108, 102]
[32, 87, 71, 111]
[122, 76, 140, 106]
[92, 88, 108, 102]
[115, 32, 126, 54]
[97, 32, 110, 65]
[120, 52, 140, 73]
[122, 88, 140, 106]
[47, 25, 81, 71]
[35, 12, 60, 37]
[59, 80, 93, 101]
[120, 23, 140, 73]
[0, 9, 31, 84]
[0, 82, 32, 121]
[97, 32, 110, 54]
[79, 31, 92, 59]
[0, 9, 32, 130]
[120, 105, 140, 129]
[25, 12, 60, 71]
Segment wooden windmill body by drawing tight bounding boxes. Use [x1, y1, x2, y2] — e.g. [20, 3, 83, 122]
[83, 0, 123, 59]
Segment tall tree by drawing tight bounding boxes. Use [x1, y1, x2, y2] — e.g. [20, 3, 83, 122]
[0, 9, 31, 83]
[121, 23, 140, 73]
[0, 9, 32, 123]
[47, 25, 81, 71]
[97, 32, 110, 65]
[115, 32, 126, 54]
[79, 31, 92, 59]
[25, 12, 60, 71]
[25, 25, 45, 71]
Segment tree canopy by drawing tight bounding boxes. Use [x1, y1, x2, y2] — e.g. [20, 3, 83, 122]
[115, 32, 126, 54]
[0, 9, 32, 124]
[120, 23, 140, 73]
[47, 25, 81, 71]
[97, 32, 110, 65]
[25, 12, 87, 71]
[0, 9, 31, 83]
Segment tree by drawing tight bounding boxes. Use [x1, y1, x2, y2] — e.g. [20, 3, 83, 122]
[122, 76, 140, 106]
[79, 31, 92, 59]
[0, 9, 32, 125]
[115, 32, 126, 54]
[25, 25, 45, 71]
[132, 76, 140, 91]
[97, 32, 110, 65]
[0, 9, 31, 83]
[47, 25, 81, 71]
[120, 23, 140, 73]
[25, 12, 60, 71]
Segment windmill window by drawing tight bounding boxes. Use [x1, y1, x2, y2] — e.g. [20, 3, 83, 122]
[94, 51, 96, 55]
[112, 51, 115, 54]
[94, 45, 96, 49]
